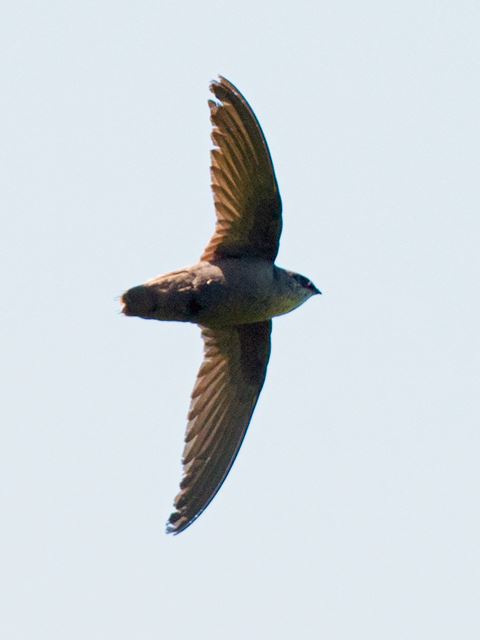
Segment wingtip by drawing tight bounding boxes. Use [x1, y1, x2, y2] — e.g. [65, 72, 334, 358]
[165, 510, 194, 536]
[209, 75, 241, 104]
[165, 514, 181, 535]
[165, 522, 178, 536]
[211, 74, 228, 86]
[216, 74, 230, 86]
[209, 75, 224, 93]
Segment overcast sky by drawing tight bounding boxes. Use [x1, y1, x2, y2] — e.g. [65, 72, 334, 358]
[1, 1, 479, 638]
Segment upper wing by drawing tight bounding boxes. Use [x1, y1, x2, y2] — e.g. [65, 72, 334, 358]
[166, 321, 272, 534]
[201, 76, 283, 263]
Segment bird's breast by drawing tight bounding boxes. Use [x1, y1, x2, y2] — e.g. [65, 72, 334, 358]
[191, 259, 300, 326]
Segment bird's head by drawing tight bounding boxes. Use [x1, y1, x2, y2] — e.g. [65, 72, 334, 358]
[290, 272, 321, 299]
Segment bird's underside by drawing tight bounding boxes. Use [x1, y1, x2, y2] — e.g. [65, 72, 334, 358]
[123, 259, 309, 328]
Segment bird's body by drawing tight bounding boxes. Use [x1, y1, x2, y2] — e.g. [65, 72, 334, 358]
[122, 76, 320, 534]
[124, 259, 314, 327]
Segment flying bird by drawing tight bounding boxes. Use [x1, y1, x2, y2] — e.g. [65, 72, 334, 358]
[122, 76, 320, 534]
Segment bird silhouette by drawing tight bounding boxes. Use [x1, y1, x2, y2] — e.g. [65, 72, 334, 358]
[122, 77, 320, 534]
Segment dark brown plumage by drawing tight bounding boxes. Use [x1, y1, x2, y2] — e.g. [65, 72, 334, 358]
[167, 322, 271, 533]
[121, 76, 319, 535]
[202, 77, 283, 262]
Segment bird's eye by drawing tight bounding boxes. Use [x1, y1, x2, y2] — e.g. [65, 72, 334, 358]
[295, 275, 310, 288]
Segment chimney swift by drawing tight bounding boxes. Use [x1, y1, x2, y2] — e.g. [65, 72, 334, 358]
[122, 76, 320, 534]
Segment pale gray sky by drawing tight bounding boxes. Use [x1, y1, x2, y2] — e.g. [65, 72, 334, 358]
[1, 1, 479, 638]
